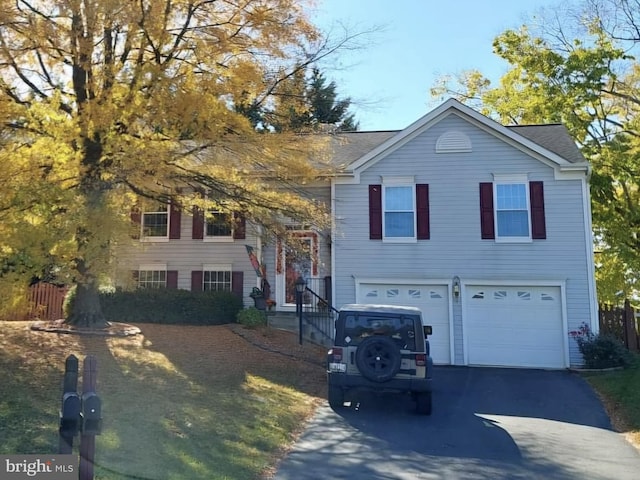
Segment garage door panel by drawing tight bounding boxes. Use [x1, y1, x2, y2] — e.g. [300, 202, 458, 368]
[466, 285, 564, 368]
[359, 283, 451, 364]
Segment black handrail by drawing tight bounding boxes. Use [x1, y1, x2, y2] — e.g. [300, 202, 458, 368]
[301, 286, 336, 344]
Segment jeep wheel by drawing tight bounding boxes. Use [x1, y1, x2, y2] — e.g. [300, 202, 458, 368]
[328, 385, 345, 409]
[355, 336, 402, 383]
[415, 391, 432, 415]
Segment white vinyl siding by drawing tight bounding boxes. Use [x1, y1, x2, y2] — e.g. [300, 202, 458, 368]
[333, 114, 592, 367]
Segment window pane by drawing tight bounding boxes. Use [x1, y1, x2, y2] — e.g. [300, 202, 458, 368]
[203, 270, 231, 291]
[142, 212, 168, 237]
[497, 211, 529, 236]
[497, 184, 527, 210]
[385, 186, 413, 210]
[385, 212, 414, 237]
[139, 270, 166, 289]
[206, 212, 232, 237]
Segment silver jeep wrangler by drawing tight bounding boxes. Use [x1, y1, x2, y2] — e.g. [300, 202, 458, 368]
[327, 304, 433, 415]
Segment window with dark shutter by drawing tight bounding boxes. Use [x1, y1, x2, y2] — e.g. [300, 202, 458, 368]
[369, 185, 382, 240]
[416, 184, 430, 240]
[479, 182, 495, 239]
[529, 181, 546, 239]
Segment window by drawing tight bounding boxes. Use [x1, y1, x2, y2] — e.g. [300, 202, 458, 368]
[191, 268, 241, 296]
[192, 206, 245, 240]
[384, 185, 415, 239]
[495, 182, 530, 238]
[138, 269, 166, 289]
[203, 268, 232, 292]
[205, 211, 233, 239]
[142, 203, 169, 238]
[479, 179, 546, 241]
[369, 181, 429, 241]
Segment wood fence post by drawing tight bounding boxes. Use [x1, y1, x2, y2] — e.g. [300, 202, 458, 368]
[624, 300, 638, 352]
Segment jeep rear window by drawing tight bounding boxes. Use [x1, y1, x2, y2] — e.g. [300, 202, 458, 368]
[342, 314, 417, 350]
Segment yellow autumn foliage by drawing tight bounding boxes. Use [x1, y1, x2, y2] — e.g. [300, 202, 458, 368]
[0, 0, 335, 321]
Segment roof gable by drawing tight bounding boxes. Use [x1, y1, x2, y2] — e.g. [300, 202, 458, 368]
[338, 98, 588, 178]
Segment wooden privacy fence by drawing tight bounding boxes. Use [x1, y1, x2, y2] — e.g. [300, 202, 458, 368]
[599, 300, 639, 352]
[1, 283, 69, 321]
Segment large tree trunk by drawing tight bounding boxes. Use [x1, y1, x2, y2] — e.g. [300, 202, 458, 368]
[65, 281, 109, 328]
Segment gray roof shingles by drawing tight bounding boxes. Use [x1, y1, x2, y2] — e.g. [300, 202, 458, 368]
[326, 123, 585, 169]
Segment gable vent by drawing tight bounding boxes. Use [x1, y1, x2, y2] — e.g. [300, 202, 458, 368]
[436, 130, 472, 153]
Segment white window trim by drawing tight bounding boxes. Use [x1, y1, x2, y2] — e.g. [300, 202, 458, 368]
[382, 178, 417, 243]
[141, 203, 170, 242]
[202, 264, 233, 291]
[492, 174, 532, 243]
[138, 264, 168, 288]
[203, 209, 234, 242]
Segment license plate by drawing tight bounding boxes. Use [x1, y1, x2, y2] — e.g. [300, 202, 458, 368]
[328, 362, 346, 373]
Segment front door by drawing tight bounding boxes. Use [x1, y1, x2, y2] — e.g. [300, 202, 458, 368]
[276, 232, 318, 308]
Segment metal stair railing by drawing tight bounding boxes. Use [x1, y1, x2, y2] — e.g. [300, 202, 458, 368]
[301, 286, 337, 345]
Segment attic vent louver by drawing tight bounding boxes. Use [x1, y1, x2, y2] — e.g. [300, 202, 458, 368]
[436, 130, 472, 153]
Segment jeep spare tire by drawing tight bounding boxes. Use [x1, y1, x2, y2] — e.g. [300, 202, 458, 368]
[355, 336, 402, 382]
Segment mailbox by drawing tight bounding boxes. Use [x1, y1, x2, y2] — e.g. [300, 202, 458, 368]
[59, 392, 81, 436]
[81, 392, 102, 435]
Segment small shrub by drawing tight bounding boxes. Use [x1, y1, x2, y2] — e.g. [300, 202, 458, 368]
[570, 322, 633, 369]
[236, 307, 267, 328]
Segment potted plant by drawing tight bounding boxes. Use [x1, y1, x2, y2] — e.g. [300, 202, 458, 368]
[249, 287, 267, 310]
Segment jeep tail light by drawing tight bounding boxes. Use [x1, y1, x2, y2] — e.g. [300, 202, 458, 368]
[415, 354, 426, 366]
[329, 348, 343, 362]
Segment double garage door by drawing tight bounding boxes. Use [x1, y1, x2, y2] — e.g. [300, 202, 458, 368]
[358, 282, 565, 369]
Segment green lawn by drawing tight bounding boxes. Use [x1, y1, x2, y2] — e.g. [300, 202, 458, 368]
[582, 355, 640, 448]
[4, 320, 639, 479]
[0, 322, 326, 480]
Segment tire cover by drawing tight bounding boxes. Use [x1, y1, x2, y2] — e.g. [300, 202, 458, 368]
[355, 336, 402, 383]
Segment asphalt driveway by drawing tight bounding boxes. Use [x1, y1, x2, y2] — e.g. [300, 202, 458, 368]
[273, 366, 640, 480]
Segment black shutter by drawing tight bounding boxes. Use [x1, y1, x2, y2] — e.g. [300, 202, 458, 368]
[369, 185, 382, 240]
[416, 184, 430, 240]
[479, 182, 495, 239]
[530, 181, 547, 239]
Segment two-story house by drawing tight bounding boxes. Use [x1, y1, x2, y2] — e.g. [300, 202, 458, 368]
[117, 98, 597, 369]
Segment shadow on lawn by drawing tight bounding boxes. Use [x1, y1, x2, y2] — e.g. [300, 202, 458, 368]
[72, 323, 327, 480]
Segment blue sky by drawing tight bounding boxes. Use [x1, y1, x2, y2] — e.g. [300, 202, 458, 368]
[312, 0, 556, 131]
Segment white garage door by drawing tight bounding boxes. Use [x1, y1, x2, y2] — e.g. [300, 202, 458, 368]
[358, 283, 450, 364]
[465, 285, 564, 368]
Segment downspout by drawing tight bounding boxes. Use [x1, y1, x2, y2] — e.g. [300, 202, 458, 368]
[331, 179, 336, 309]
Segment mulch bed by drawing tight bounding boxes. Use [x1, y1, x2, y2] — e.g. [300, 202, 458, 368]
[30, 319, 141, 336]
